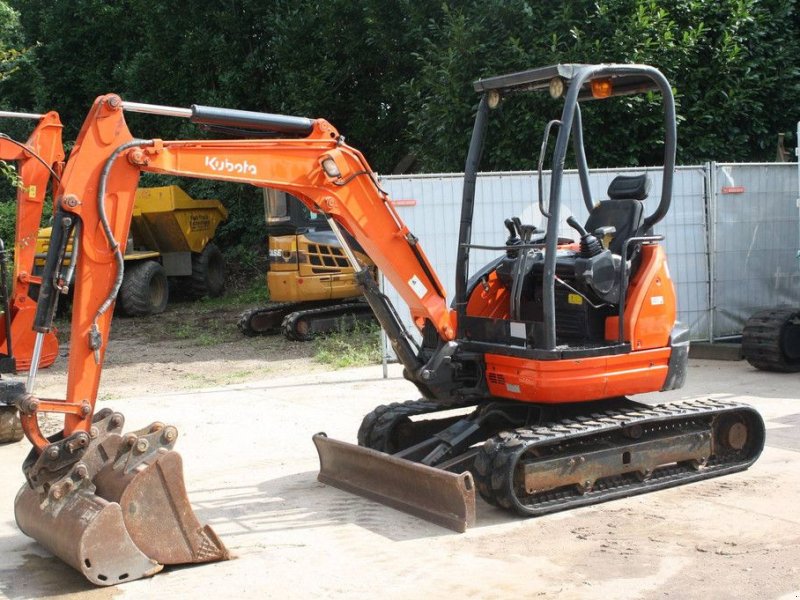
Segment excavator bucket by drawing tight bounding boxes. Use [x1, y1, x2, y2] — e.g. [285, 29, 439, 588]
[15, 483, 162, 585]
[313, 433, 476, 532]
[14, 410, 229, 586]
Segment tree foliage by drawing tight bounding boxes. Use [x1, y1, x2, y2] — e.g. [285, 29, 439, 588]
[1, 0, 799, 248]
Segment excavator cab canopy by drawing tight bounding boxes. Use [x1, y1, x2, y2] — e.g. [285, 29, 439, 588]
[473, 63, 660, 99]
[455, 63, 677, 351]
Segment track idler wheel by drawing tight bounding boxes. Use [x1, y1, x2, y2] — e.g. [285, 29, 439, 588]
[14, 409, 229, 586]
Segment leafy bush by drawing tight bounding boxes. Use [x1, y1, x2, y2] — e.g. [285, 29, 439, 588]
[0, 198, 14, 247]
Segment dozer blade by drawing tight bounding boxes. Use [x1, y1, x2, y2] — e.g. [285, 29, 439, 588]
[313, 433, 476, 532]
[15, 484, 162, 586]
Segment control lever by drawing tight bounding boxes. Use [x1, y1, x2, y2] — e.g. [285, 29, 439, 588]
[504, 218, 522, 258]
[566, 216, 588, 237]
[504, 218, 518, 239]
[511, 217, 539, 243]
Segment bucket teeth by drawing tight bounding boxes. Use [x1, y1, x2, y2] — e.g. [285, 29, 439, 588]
[15, 410, 228, 586]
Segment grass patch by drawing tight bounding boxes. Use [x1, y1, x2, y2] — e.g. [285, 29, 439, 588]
[173, 321, 232, 346]
[198, 278, 269, 310]
[313, 321, 382, 368]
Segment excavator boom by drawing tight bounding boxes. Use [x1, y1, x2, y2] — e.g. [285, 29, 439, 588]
[10, 95, 458, 585]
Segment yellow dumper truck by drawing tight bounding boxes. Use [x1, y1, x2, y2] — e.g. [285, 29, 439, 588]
[36, 185, 227, 316]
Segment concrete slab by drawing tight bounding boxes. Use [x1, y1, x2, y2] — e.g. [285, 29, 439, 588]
[1, 359, 798, 599]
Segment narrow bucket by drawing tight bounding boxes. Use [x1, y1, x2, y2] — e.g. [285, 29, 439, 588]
[313, 433, 476, 532]
[94, 450, 229, 565]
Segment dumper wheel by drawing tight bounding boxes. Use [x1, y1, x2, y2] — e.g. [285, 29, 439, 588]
[189, 243, 226, 299]
[0, 406, 23, 444]
[118, 260, 169, 317]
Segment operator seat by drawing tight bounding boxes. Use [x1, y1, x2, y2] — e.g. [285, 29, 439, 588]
[584, 173, 650, 256]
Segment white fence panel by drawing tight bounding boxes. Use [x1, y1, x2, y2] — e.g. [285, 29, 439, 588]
[711, 163, 800, 338]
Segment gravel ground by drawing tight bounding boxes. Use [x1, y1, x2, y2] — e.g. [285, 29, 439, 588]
[1, 307, 798, 599]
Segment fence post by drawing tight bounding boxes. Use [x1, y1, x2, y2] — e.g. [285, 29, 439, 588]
[705, 161, 717, 343]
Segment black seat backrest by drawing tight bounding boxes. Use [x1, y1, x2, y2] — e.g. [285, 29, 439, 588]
[584, 174, 650, 256]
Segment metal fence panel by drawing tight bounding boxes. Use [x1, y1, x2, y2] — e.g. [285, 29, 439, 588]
[711, 163, 800, 338]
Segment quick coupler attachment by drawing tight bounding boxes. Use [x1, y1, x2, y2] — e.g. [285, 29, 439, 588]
[15, 409, 229, 586]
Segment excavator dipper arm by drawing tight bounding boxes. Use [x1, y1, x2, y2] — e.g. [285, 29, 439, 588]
[27, 95, 453, 447]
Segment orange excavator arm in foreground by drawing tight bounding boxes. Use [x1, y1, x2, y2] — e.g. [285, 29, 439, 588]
[0, 110, 64, 373]
[11, 95, 459, 585]
[25, 95, 453, 449]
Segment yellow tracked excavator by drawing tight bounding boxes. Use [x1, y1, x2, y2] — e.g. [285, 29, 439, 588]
[237, 188, 376, 340]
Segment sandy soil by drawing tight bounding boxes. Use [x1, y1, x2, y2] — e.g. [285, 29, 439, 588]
[33, 302, 324, 401]
[1, 307, 799, 599]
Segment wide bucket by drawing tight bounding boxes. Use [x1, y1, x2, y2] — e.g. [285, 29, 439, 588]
[313, 433, 476, 532]
[15, 414, 229, 586]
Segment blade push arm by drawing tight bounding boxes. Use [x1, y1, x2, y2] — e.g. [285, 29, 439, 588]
[24, 94, 454, 449]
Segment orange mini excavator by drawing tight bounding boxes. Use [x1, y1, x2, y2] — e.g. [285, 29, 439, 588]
[0, 110, 64, 443]
[4, 64, 765, 585]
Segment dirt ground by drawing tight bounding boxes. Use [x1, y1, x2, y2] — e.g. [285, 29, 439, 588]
[1, 304, 799, 599]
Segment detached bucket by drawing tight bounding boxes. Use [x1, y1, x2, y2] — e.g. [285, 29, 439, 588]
[313, 433, 476, 532]
[15, 484, 161, 585]
[15, 411, 229, 586]
[94, 450, 229, 565]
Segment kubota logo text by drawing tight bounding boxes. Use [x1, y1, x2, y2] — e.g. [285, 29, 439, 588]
[204, 156, 257, 175]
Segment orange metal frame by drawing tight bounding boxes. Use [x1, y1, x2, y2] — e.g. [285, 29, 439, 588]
[471, 245, 677, 402]
[0, 112, 64, 371]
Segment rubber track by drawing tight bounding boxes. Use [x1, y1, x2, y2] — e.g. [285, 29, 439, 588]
[472, 398, 765, 515]
[282, 302, 375, 341]
[237, 303, 299, 337]
[357, 398, 478, 453]
[0, 406, 23, 444]
[742, 307, 800, 372]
